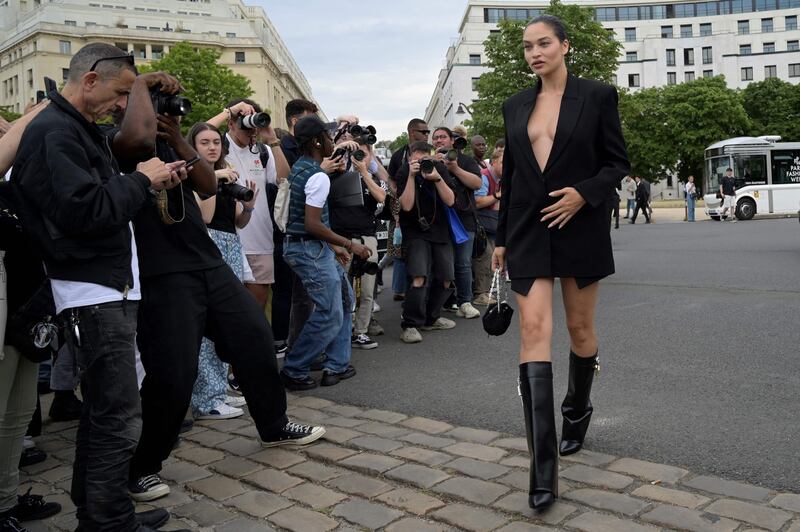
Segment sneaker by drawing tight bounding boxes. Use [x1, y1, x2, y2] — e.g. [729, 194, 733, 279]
[21, 437, 34, 450]
[11, 489, 61, 522]
[227, 374, 241, 395]
[442, 303, 458, 313]
[225, 395, 247, 408]
[197, 403, 244, 420]
[129, 474, 170, 502]
[18, 448, 46, 468]
[472, 293, 496, 306]
[0, 515, 26, 532]
[730, 218, 737, 223]
[400, 327, 423, 343]
[421, 317, 456, 331]
[279, 370, 317, 391]
[48, 391, 83, 422]
[274, 342, 288, 359]
[261, 421, 326, 448]
[352, 334, 378, 350]
[456, 302, 481, 319]
[367, 317, 384, 337]
[372, 301, 381, 313]
[309, 353, 326, 371]
[320, 365, 357, 386]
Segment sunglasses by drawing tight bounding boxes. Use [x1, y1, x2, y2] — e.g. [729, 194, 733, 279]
[89, 53, 136, 73]
[413, 129, 431, 135]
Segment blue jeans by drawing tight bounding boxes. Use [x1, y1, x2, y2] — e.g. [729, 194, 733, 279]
[392, 258, 407, 295]
[686, 195, 696, 221]
[283, 239, 353, 378]
[454, 231, 475, 306]
[626, 198, 635, 217]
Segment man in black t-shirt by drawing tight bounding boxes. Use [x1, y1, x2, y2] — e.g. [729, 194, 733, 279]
[388, 118, 431, 180]
[395, 142, 457, 343]
[431, 127, 483, 320]
[719, 167, 738, 222]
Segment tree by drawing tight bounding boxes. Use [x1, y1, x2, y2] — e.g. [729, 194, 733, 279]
[139, 42, 253, 131]
[0, 109, 21, 123]
[468, 0, 621, 143]
[389, 132, 408, 152]
[618, 87, 675, 182]
[742, 78, 800, 141]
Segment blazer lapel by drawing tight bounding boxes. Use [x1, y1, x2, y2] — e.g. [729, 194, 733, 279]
[543, 74, 584, 175]
[517, 83, 543, 179]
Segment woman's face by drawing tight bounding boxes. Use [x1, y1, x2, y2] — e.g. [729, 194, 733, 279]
[689, 176, 695, 183]
[523, 23, 569, 77]
[195, 130, 222, 164]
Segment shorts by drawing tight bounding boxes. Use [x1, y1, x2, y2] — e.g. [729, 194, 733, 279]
[244, 254, 275, 284]
[403, 239, 455, 282]
[722, 195, 736, 209]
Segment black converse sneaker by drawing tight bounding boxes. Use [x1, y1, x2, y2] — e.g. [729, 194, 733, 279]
[128, 474, 170, 502]
[10, 489, 61, 522]
[261, 421, 325, 447]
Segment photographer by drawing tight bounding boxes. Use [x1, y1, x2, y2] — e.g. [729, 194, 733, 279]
[396, 141, 457, 343]
[10, 43, 184, 532]
[280, 116, 371, 390]
[329, 140, 387, 350]
[432, 127, 483, 320]
[206, 99, 289, 310]
[473, 146, 504, 306]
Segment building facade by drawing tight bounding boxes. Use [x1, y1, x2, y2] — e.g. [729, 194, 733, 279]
[0, 0, 320, 127]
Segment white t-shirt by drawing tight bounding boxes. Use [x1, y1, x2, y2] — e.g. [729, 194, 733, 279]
[225, 134, 277, 255]
[51, 223, 142, 314]
[305, 172, 330, 208]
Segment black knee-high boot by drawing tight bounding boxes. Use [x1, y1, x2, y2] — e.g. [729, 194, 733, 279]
[560, 351, 599, 456]
[519, 362, 558, 510]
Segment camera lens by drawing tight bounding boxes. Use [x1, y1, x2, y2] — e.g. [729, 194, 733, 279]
[446, 149, 458, 161]
[453, 136, 468, 150]
[349, 124, 364, 136]
[218, 183, 254, 202]
[239, 112, 271, 130]
[359, 134, 377, 146]
[419, 159, 434, 173]
[353, 149, 366, 161]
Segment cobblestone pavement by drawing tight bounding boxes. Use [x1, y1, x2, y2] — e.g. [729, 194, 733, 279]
[21, 394, 800, 532]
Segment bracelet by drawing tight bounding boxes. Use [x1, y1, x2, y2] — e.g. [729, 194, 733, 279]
[344, 240, 351, 250]
[242, 206, 254, 213]
[225, 107, 233, 119]
[268, 141, 281, 148]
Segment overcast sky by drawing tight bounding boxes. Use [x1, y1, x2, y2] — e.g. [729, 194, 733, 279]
[256, 0, 468, 141]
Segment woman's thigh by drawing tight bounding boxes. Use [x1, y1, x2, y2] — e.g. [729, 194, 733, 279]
[515, 278, 554, 347]
[561, 278, 599, 329]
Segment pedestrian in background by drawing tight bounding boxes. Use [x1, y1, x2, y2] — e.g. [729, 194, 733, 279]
[685, 175, 697, 222]
[621, 175, 635, 218]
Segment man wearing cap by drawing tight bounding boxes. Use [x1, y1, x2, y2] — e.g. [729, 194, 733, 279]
[719, 167, 737, 222]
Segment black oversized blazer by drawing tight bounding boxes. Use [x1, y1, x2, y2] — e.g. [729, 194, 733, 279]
[495, 74, 630, 281]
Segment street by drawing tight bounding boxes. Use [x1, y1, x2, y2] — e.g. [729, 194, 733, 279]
[309, 217, 800, 492]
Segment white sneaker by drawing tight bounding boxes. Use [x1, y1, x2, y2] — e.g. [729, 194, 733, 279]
[421, 317, 457, 331]
[373, 301, 381, 313]
[197, 403, 244, 420]
[400, 327, 423, 343]
[456, 302, 481, 319]
[225, 395, 246, 408]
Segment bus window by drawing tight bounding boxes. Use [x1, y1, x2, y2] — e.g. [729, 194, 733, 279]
[705, 155, 730, 193]
[733, 154, 767, 187]
[771, 150, 800, 184]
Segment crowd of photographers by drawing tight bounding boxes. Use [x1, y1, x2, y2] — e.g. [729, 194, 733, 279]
[0, 42, 505, 531]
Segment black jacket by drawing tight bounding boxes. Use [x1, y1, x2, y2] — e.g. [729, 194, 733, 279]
[635, 181, 650, 204]
[496, 75, 630, 280]
[11, 92, 151, 291]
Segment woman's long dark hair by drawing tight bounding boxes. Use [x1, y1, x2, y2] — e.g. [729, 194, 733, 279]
[186, 122, 228, 170]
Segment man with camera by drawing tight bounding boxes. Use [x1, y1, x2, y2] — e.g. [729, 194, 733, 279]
[396, 142, 457, 343]
[10, 43, 188, 532]
[431, 127, 483, 320]
[388, 119, 431, 180]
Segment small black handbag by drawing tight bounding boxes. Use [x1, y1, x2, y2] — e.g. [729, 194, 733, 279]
[482, 268, 514, 336]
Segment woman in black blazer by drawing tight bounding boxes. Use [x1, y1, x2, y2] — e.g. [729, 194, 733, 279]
[492, 15, 630, 510]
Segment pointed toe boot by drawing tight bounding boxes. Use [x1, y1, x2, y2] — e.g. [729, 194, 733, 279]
[560, 351, 600, 456]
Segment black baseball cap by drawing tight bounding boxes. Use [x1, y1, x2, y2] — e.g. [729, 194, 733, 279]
[294, 115, 327, 145]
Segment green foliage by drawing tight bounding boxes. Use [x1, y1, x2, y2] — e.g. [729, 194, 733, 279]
[389, 132, 409, 152]
[468, 0, 621, 143]
[618, 87, 675, 183]
[741, 78, 800, 141]
[0, 109, 21, 122]
[140, 42, 253, 131]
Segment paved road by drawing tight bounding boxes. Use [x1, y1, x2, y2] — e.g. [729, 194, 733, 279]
[306, 217, 800, 491]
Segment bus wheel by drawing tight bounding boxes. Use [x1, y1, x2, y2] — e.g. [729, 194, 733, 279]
[737, 198, 756, 220]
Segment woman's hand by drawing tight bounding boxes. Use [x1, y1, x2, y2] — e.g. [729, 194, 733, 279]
[334, 140, 359, 153]
[540, 187, 586, 229]
[229, 101, 255, 118]
[351, 155, 368, 175]
[215, 168, 239, 183]
[492, 246, 507, 272]
[241, 180, 258, 210]
[321, 153, 345, 174]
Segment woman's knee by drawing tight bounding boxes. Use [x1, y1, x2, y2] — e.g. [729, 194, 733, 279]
[519, 312, 551, 340]
[566, 316, 596, 346]
[411, 276, 426, 288]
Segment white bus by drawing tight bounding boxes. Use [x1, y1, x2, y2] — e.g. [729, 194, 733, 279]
[703, 136, 800, 220]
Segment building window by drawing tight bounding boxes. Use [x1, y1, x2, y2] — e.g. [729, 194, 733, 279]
[787, 15, 798, 30]
[666, 49, 676, 66]
[738, 20, 750, 34]
[765, 65, 777, 77]
[685, 71, 695, 82]
[789, 63, 800, 77]
[684, 48, 695, 65]
[65, 20, 77, 26]
[115, 42, 128, 52]
[700, 23, 712, 36]
[628, 74, 640, 87]
[62, 68, 69, 81]
[741, 67, 754, 80]
[471, 77, 480, 91]
[611, 74, 617, 85]
[763, 42, 775, 52]
[151, 45, 163, 59]
[675, 3, 695, 17]
[740, 44, 752, 54]
[681, 24, 693, 37]
[235, 51, 245, 63]
[469, 54, 481, 65]
[732, 0, 754, 13]
[226, 32, 236, 38]
[755, 0, 777, 9]
[703, 69, 714, 77]
[762, 18, 773, 32]
[59, 40, 71, 54]
[626, 51, 638, 62]
[702, 46, 713, 63]
[667, 72, 677, 84]
[595, 7, 616, 21]
[618, 6, 639, 20]
[789, 40, 800, 51]
[625, 27, 636, 41]
[661, 25, 673, 38]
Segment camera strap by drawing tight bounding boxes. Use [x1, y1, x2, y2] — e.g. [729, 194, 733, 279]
[157, 184, 186, 225]
[414, 176, 437, 226]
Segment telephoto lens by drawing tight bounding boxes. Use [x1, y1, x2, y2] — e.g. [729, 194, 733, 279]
[352, 149, 366, 161]
[218, 182, 254, 202]
[419, 158, 435, 174]
[446, 149, 459, 161]
[348, 124, 364, 136]
[150, 88, 192, 116]
[238, 112, 271, 130]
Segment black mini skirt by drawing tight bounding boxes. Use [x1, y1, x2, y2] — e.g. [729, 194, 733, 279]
[510, 275, 606, 296]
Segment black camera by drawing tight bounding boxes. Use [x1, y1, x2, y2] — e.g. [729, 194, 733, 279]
[419, 158, 435, 174]
[333, 148, 366, 161]
[351, 255, 380, 277]
[453, 136, 468, 150]
[439, 148, 459, 162]
[347, 124, 377, 145]
[439, 135, 468, 162]
[418, 217, 431, 232]
[217, 182, 254, 202]
[150, 85, 192, 116]
[238, 112, 271, 130]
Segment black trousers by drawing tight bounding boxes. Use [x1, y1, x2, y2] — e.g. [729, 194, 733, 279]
[631, 200, 650, 222]
[608, 196, 620, 228]
[130, 266, 288, 478]
[271, 241, 292, 344]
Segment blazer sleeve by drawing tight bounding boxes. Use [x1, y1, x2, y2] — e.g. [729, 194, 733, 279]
[495, 102, 514, 248]
[573, 85, 630, 208]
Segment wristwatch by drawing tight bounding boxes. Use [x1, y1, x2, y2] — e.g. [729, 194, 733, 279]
[268, 141, 280, 148]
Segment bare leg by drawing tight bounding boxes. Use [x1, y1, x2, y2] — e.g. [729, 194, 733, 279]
[561, 278, 599, 357]
[515, 279, 554, 363]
